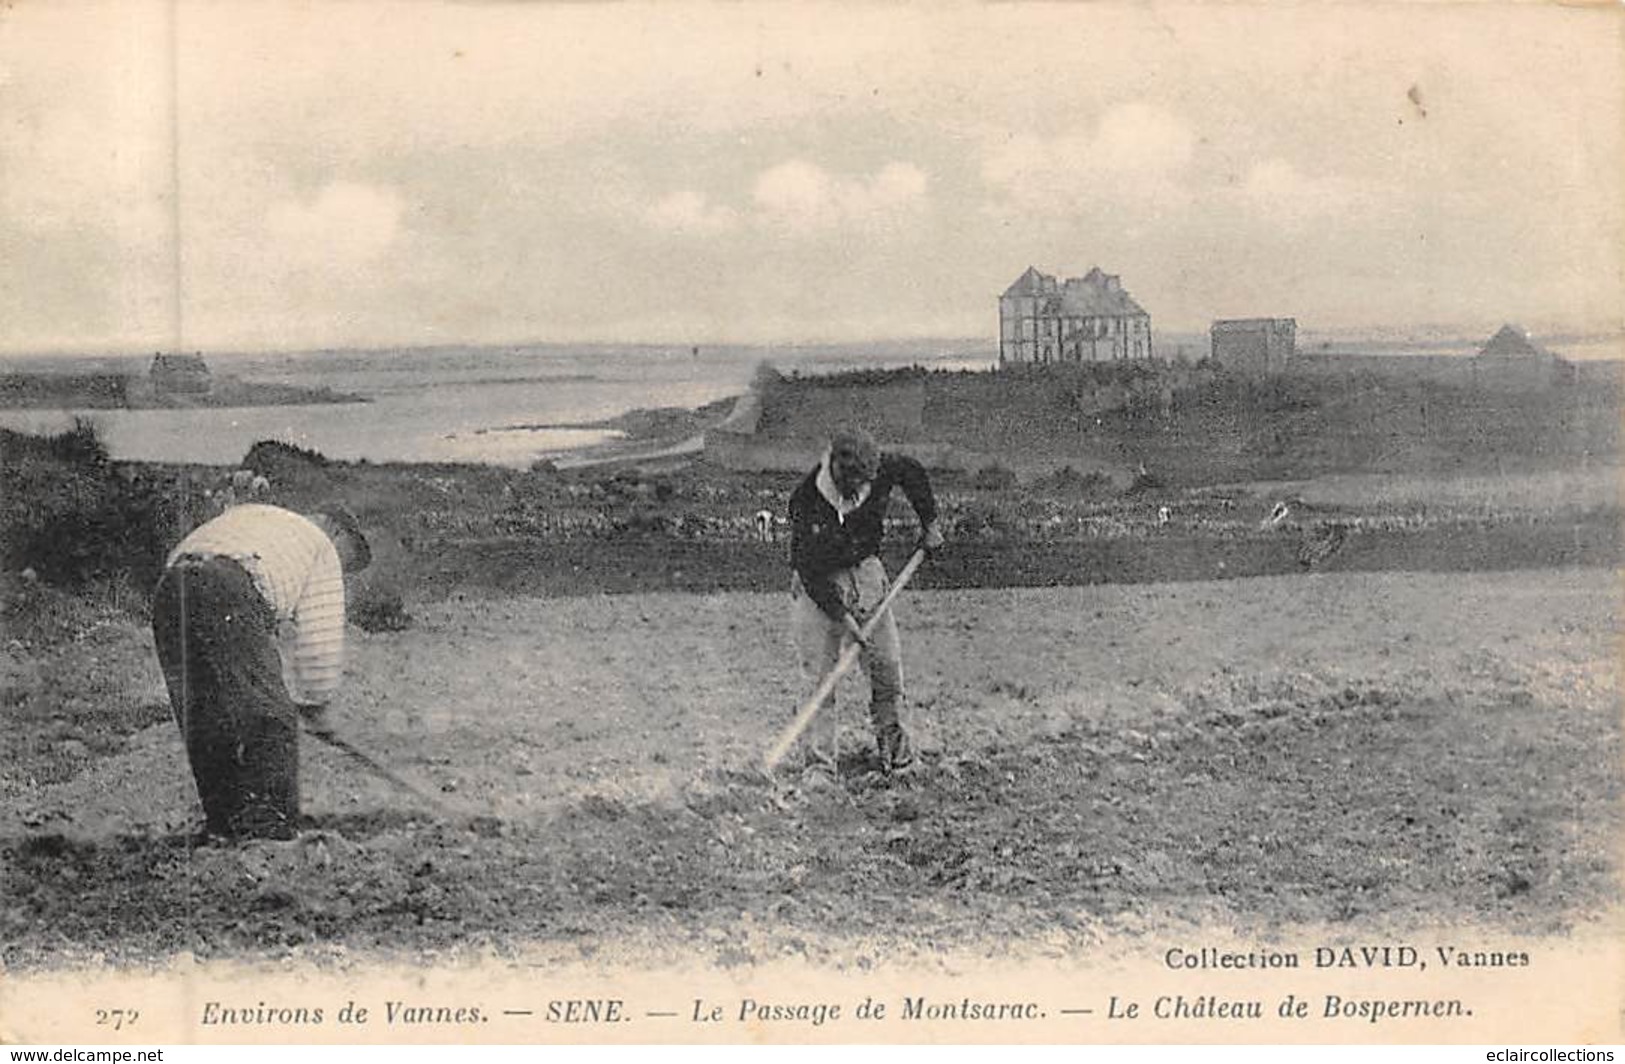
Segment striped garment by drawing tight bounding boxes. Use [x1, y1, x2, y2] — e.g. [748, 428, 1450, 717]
[168, 504, 347, 707]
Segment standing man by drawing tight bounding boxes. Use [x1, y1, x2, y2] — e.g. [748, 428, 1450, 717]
[789, 428, 944, 773]
[152, 503, 371, 840]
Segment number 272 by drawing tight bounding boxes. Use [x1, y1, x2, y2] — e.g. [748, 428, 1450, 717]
[96, 1009, 139, 1031]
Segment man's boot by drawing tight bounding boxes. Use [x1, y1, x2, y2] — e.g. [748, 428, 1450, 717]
[873, 701, 915, 774]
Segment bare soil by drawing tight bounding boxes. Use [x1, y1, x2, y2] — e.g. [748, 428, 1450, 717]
[2, 566, 1618, 970]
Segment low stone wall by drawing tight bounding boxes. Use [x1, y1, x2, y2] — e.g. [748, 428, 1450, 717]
[756, 377, 927, 441]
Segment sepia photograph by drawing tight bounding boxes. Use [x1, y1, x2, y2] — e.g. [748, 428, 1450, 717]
[0, 0, 1620, 1048]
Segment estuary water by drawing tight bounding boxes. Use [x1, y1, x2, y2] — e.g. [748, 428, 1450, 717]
[0, 340, 992, 468]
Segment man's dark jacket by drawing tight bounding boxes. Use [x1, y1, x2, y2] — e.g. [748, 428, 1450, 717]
[789, 453, 937, 622]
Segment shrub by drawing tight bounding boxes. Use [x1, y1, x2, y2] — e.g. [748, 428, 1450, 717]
[0, 439, 199, 601]
[51, 417, 110, 467]
[1042, 465, 1114, 497]
[784, 365, 927, 389]
[948, 500, 1020, 540]
[616, 511, 676, 535]
[971, 463, 1018, 491]
[349, 588, 414, 633]
[1125, 467, 1166, 495]
[752, 362, 787, 393]
[243, 439, 330, 474]
[241, 439, 335, 500]
[0, 419, 109, 468]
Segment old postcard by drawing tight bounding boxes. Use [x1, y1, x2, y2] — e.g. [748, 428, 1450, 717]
[0, 0, 1620, 1048]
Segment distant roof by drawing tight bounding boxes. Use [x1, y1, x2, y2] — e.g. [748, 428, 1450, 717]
[1477, 324, 1557, 360]
[1002, 266, 1054, 299]
[1213, 318, 1297, 329]
[1060, 269, 1147, 318]
[1003, 265, 1148, 317]
[151, 353, 209, 368]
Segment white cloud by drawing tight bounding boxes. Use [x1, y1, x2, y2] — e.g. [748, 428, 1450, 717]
[1095, 104, 1196, 175]
[751, 159, 928, 234]
[646, 189, 739, 235]
[1234, 158, 1368, 228]
[752, 160, 835, 225]
[982, 104, 1194, 212]
[264, 181, 404, 272]
[864, 162, 930, 212]
[981, 132, 1084, 194]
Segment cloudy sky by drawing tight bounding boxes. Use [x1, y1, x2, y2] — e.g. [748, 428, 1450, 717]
[0, 2, 1619, 353]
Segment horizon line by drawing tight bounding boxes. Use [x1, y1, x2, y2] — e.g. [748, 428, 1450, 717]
[1, 323, 1621, 361]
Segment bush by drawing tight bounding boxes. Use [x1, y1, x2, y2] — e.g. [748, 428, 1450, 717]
[0, 418, 110, 468]
[349, 588, 414, 633]
[948, 500, 1020, 540]
[971, 463, 1018, 491]
[241, 439, 336, 500]
[243, 438, 330, 474]
[752, 362, 787, 393]
[616, 511, 676, 535]
[0, 433, 200, 600]
[1125, 467, 1166, 495]
[52, 417, 110, 467]
[1042, 465, 1114, 497]
[786, 365, 928, 389]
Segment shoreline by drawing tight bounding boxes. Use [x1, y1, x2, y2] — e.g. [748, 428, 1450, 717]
[498, 395, 742, 438]
[0, 372, 368, 411]
[498, 395, 743, 469]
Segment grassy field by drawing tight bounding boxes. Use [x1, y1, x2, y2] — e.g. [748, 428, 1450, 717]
[2, 565, 1617, 969]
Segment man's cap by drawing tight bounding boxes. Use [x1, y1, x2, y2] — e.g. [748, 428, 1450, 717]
[314, 504, 372, 571]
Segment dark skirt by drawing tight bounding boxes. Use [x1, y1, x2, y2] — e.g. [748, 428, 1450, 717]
[151, 556, 300, 840]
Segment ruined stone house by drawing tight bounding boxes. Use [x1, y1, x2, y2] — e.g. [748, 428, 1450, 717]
[1210, 318, 1297, 375]
[149, 353, 212, 394]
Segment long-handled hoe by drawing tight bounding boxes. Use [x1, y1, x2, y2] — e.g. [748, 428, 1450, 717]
[763, 549, 928, 774]
[306, 727, 466, 819]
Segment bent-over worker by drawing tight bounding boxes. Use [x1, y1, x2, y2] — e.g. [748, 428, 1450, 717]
[152, 503, 371, 839]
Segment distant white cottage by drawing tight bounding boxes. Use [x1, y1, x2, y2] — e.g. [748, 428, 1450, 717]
[998, 266, 1153, 365]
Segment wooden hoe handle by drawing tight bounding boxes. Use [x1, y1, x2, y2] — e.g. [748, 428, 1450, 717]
[763, 549, 927, 772]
